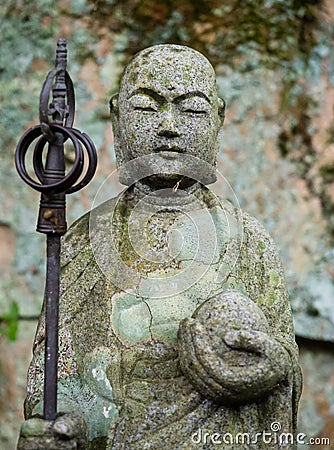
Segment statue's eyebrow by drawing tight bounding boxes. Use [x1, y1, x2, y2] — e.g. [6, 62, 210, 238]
[174, 91, 211, 105]
[128, 88, 211, 105]
[127, 88, 165, 103]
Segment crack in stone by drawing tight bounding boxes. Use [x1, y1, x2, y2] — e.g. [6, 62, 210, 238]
[142, 298, 154, 340]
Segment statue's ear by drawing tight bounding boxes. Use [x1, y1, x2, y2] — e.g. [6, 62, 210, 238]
[109, 94, 125, 172]
[109, 94, 119, 117]
[218, 97, 225, 125]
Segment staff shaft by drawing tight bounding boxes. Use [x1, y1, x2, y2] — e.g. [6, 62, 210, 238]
[44, 234, 60, 420]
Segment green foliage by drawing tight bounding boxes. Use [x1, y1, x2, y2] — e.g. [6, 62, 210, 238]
[0, 301, 19, 341]
[0, 0, 57, 149]
[319, 163, 334, 182]
[86, 0, 322, 68]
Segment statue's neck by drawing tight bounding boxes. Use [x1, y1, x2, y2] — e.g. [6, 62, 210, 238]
[131, 180, 217, 211]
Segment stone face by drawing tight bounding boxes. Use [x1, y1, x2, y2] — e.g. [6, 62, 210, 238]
[111, 45, 224, 186]
[21, 44, 301, 449]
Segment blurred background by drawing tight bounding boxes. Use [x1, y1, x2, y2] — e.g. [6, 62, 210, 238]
[1, 0, 334, 448]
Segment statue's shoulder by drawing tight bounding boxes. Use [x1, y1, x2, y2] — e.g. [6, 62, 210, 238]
[236, 206, 287, 291]
[61, 196, 119, 267]
[217, 197, 282, 264]
[241, 209, 281, 260]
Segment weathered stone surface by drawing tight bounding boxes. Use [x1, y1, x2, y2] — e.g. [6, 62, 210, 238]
[1, 0, 334, 448]
[0, 322, 36, 449]
[178, 290, 290, 405]
[19, 44, 302, 449]
[17, 414, 87, 450]
[297, 341, 334, 449]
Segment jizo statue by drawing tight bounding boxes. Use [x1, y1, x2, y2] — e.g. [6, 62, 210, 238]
[18, 45, 302, 450]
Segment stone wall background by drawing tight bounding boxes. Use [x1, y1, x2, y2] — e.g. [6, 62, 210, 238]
[1, 0, 334, 448]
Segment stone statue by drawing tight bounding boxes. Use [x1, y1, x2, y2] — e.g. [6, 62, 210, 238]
[18, 44, 302, 450]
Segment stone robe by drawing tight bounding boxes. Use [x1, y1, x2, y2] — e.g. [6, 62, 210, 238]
[25, 184, 302, 450]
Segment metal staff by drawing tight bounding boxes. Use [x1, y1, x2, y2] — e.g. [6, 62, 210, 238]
[15, 39, 97, 420]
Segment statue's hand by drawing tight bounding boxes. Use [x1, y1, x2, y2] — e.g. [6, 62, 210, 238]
[17, 413, 87, 450]
[178, 318, 289, 405]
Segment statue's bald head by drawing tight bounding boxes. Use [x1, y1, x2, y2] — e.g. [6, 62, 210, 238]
[118, 45, 220, 107]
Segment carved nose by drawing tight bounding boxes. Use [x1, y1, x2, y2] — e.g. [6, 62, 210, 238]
[157, 112, 180, 138]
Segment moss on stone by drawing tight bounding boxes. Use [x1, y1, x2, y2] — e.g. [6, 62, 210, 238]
[86, 0, 322, 70]
[269, 270, 281, 288]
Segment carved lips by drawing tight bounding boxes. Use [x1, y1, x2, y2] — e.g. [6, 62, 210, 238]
[154, 145, 184, 159]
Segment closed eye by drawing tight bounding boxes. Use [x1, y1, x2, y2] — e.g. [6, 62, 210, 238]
[178, 97, 210, 115]
[183, 109, 208, 115]
[134, 106, 157, 112]
[130, 93, 159, 112]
